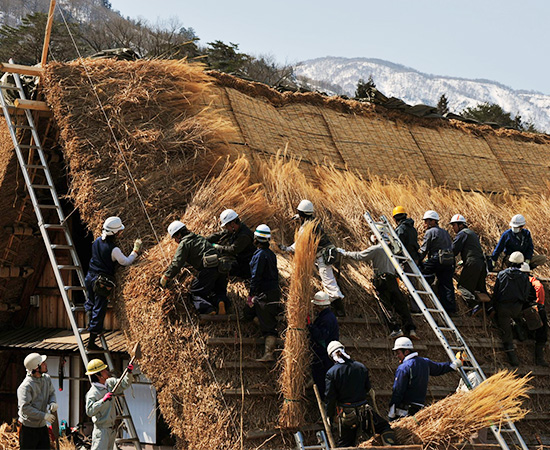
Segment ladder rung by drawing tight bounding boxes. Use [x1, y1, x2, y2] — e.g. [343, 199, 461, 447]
[393, 255, 408, 260]
[57, 264, 80, 270]
[415, 290, 432, 294]
[51, 244, 73, 249]
[439, 327, 454, 332]
[115, 438, 140, 444]
[30, 184, 53, 189]
[71, 305, 85, 312]
[66, 286, 86, 291]
[0, 83, 18, 90]
[38, 204, 58, 209]
[13, 124, 33, 129]
[43, 224, 65, 229]
[450, 346, 465, 351]
[403, 273, 421, 277]
[426, 308, 444, 314]
[18, 144, 40, 149]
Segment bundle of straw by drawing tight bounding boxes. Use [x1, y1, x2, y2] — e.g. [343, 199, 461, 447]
[360, 370, 531, 449]
[0, 422, 18, 450]
[278, 220, 320, 429]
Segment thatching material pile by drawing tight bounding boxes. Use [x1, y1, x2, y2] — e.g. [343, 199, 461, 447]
[278, 221, 319, 429]
[360, 371, 531, 449]
[0, 422, 18, 450]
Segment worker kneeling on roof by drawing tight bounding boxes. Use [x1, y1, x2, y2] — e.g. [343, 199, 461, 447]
[161, 220, 230, 315]
[389, 337, 461, 420]
[207, 209, 256, 279]
[85, 359, 133, 450]
[325, 341, 397, 447]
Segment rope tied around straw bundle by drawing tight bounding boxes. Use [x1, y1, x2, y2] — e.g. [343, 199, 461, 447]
[278, 220, 320, 429]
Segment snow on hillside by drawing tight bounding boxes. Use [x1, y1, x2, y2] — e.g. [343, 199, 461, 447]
[295, 57, 550, 133]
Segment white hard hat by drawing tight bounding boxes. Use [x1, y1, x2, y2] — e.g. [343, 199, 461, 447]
[423, 210, 440, 221]
[392, 337, 414, 351]
[520, 262, 531, 273]
[102, 216, 124, 235]
[509, 214, 526, 228]
[327, 341, 345, 357]
[24, 353, 47, 371]
[450, 214, 467, 224]
[167, 220, 186, 237]
[254, 224, 271, 241]
[297, 199, 314, 215]
[509, 251, 525, 264]
[311, 291, 331, 306]
[220, 209, 239, 227]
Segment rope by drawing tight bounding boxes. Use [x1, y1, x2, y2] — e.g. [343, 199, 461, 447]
[55, 4, 241, 440]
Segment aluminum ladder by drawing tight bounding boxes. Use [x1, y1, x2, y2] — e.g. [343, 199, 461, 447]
[0, 65, 142, 450]
[294, 431, 330, 450]
[363, 212, 528, 450]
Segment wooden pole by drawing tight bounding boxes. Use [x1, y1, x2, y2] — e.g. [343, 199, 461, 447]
[313, 384, 336, 449]
[41, 0, 56, 67]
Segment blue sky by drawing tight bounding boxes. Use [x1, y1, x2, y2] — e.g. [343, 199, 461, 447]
[110, 0, 550, 94]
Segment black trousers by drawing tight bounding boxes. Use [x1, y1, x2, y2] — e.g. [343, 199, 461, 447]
[190, 267, 229, 313]
[535, 306, 548, 344]
[374, 273, 415, 333]
[243, 290, 281, 336]
[496, 302, 523, 346]
[421, 258, 456, 313]
[337, 406, 391, 447]
[19, 425, 51, 450]
[458, 259, 487, 301]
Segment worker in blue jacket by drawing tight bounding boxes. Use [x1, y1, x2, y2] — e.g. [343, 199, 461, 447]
[491, 214, 546, 269]
[308, 291, 339, 398]
[389, 337, 461, 420]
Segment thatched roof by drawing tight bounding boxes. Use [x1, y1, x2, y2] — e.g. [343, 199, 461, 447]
[1, 59, 550, 448]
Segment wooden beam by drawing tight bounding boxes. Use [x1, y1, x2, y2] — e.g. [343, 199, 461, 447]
[13, 99, 50, 112]
[0, 62, 43, 77]
[41, 0, 56, 66]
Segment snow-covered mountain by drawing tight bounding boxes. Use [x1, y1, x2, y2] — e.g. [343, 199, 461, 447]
[295, 57, 550, 133]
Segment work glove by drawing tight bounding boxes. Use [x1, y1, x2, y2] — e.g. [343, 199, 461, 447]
[388, 404, 396, 420]
[133, 239, 142, 253]
[278, 244, 287, 251]
[525, 259, 530, 265]
[212, 243, 221, 249]
[450, 358, 463, 370]
[45, 413, 56, 424]
[48, 402, 58, 413]
[127, 363, 134, 373]
[246, 296, 254, 308]
[159, 274, 169, 288]
[102, 392, 113, 402]
[336, 248, 346, 254]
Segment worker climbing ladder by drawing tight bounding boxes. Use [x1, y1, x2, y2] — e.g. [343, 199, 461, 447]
[363, 212, 528, 450]
[0, 64, 142, 450]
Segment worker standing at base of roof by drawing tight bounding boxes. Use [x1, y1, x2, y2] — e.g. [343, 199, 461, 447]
[17, 353, 57, 450]
[491, 214, 547, 270]
[161, 221, 229, 315]
[207, 209, 256, 279]
[85, 359, 133, 450]
[389, 337, 461, 420]
[392, 206, 420, 263]
[308, 291, 339, 398]
[419, 210, 457, 315]
[325, 341, 397, 447]
[521, 262, 549, 367]
[449, 214, 488, 310]
[242, 225, 281, 362]
[337, 231, 417, 340]
[85, 216, 142, 351]
[491, 251, 531, 367]
[279, 199, 346, 316]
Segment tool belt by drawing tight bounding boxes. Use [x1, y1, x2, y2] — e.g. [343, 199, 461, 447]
[202, 249, 219, 269]
[522, 304, 543, 331]
[337, 403, 372, 429]
[93, 273, 116, 297]
[438, 249, 455, 266]
[217, 256, 235, 274]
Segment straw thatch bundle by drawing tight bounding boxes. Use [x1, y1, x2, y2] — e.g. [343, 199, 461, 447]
[360, 371, 531, 449]
[0, 422, 18, 450]
[278, 220, 320, 429]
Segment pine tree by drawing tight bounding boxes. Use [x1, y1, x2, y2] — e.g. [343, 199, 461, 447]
[437, 94, 449, 115]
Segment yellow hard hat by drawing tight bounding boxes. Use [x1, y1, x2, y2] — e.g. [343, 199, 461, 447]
[392, 206, 406, 217]
[85, 359, 108, 375]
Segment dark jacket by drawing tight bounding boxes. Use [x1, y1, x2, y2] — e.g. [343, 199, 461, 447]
[492, 267, 531, 305]
[452, 227, 485, 263]
[325, 358, 371, 415]
[492, 229, 534, 261]
[249, 247, 279, 296]
[309, 308, 339, 362]
[88, 237, 116, 275]
[207, 223, 255, 267]
[395, 218, 420, 261]
[164, 232, 214, 279]
[390, 353, 454, 407]
[419, 226, 452, 260]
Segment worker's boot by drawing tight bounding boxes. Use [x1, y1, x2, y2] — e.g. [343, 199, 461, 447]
[330, 297, 346, 317]
[85, 310, 92, 328]
[256, 335, 277, 362]
[504, 344, 520, 367]
[535, 343, 549, 367]
[86, 333, 102, 352]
